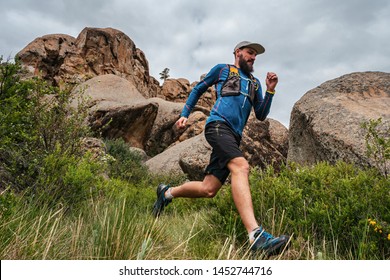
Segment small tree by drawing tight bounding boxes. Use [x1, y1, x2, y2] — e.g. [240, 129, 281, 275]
[159, 68, 170, 82]
[361, 118, 389, 178]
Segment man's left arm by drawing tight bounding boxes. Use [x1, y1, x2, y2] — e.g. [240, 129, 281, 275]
[253, 72, 278, 121]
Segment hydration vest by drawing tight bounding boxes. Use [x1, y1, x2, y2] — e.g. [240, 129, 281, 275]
[219, 64, 260, 105]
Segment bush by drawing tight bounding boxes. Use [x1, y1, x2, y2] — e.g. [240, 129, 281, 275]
[361, 118, 390, 178]
[29, 148, 106, 208]
[1, 59, 36, 190]
[0, 58, 96, 208]
[105, 138, 149, 183]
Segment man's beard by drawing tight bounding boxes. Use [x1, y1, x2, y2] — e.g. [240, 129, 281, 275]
[238, 54, 254, 75]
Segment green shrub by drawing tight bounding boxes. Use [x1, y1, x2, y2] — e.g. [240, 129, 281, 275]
[361, 118, 390, 178]
[1, 59, 37, 189]
[30, 148, 106, 208]
[0, 58, 109, 212]
[105, 138, 149, 183]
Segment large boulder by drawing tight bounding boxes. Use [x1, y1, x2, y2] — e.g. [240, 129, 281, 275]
[72, 74, 208, 154]
[16, 27, 160, 98]
[15, 34, 76, 80]
[179, 134, 212, 181]
[90, 101, 158, 149]
[160, 78, 192, 102]
[72, 74, 158, 150]
[288, 71, 390, 174]
[73, 73, 145, 107]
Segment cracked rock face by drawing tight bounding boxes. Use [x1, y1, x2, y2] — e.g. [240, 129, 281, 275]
[17, 27, 160, 98]
[71, 74, 158, 151]
[288, 71, 390, 175]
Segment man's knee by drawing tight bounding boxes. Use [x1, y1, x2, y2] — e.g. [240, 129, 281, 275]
[228, 157, 250, 175]
[201, 175, 222, 198]
[202, 186, 218, 198]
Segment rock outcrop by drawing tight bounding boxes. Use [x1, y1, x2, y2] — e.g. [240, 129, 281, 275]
[72, 74, 210, 155]
[72, 74, 158, 150]
[160, 78, 192, 103]
[17, 27, 160, 98]
[288, 71, 390, 174]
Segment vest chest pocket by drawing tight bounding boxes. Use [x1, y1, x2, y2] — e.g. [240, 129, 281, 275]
[221, 74, 241, 97]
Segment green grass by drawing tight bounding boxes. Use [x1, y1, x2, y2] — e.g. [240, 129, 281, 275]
[1, 160, 389, 260]
[0, 191, 246, 260]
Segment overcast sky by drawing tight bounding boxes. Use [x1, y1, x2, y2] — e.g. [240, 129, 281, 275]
[1, 0, 389, 127]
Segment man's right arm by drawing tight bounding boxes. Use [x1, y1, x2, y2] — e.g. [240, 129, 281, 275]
[177, 64, 222, 128]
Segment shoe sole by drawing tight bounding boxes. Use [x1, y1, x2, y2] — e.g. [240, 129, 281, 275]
[265, 236, 290, 256]
[251, 235, 290, 256]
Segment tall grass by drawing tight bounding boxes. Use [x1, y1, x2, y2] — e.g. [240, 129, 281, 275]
[0, 192, 259, 260]
[1, 160, 388, 260]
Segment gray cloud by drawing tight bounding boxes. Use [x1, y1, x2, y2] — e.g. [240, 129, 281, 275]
[1, 0, 389, 126]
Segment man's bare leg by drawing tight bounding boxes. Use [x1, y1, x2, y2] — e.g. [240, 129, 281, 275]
[227, 157, 259, 234]
[169, 174, 222, 198]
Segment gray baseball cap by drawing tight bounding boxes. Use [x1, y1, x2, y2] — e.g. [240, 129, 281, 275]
[233, 41, 265, 55]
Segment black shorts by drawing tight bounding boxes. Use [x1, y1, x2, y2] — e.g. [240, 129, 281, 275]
[204, 121, 243, 184]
